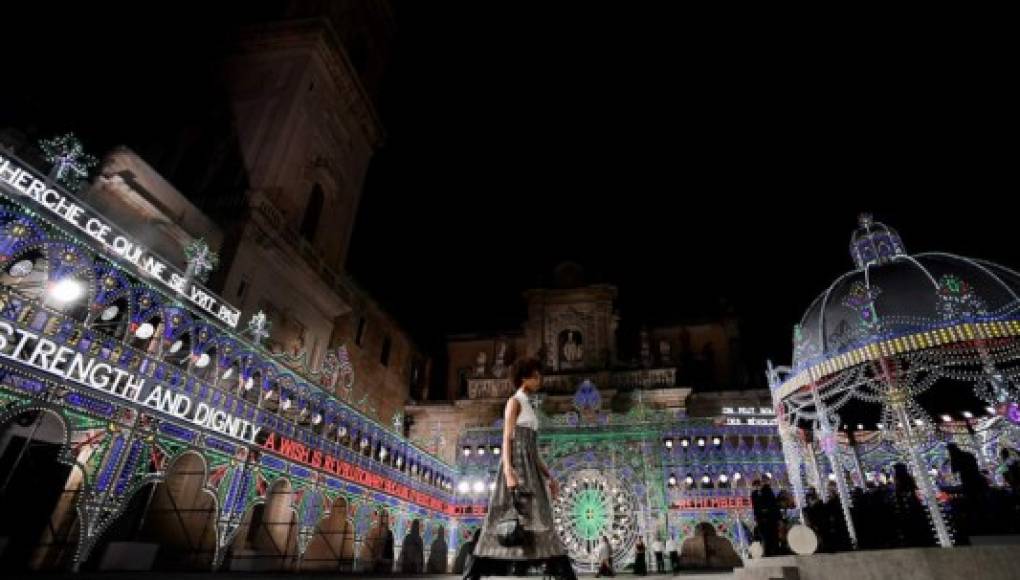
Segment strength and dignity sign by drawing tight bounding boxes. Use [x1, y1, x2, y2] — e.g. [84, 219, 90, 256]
[0, 321, 260, 443]
[0, 154, 240, 328]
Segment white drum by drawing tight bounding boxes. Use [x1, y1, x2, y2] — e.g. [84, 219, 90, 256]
[787, 524, 819, 555]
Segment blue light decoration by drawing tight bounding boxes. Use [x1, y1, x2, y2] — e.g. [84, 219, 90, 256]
[96, 435, 126, 493]
[2, 149, 458, 571]
[159, 422, 197, 443]
[66, 392, 115, 417]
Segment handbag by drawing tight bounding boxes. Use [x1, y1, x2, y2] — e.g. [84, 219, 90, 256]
[496, 489, 532, 547]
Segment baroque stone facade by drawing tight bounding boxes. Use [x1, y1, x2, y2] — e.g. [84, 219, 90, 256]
[410, 265, 754, 477]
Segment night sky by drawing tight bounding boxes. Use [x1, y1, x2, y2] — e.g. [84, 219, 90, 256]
[1, 4, 1013, 385]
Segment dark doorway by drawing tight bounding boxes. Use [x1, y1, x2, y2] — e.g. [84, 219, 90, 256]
[0, 411, 74, 570]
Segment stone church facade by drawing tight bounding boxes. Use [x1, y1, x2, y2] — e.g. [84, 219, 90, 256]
[406, 265, 782, 570]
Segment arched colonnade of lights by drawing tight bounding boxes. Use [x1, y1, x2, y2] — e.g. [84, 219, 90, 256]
[0, 150, 462, 571]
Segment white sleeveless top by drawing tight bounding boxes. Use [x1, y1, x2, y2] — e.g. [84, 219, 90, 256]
[513, 388, 538, 429]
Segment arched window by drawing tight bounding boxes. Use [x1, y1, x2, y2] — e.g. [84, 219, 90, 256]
[300, 184, 324, 242]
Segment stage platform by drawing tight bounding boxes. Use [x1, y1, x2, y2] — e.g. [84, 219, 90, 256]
[735, 544, 1020, 580]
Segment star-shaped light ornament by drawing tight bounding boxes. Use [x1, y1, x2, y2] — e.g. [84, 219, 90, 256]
[183, 238, 220, 282]
[247, 310, 271, 346]
[38, 133, 98, 191]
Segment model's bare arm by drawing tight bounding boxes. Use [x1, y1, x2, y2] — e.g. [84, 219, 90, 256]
[503, 397, 520, 488]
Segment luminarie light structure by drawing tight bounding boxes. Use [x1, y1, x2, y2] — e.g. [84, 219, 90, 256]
[769, 214, 1020, 548]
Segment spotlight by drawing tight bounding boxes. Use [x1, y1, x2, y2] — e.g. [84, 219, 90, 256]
[395, 456, 403, 468]
[134, 322, 155, 339]
[379, 447, 387, 460]
[463, 446, 472, 457]
[312, 412, 322, 425]
[986, 406, 998, 416]
[195, 353, 211, 368]
[477, 446, 486, 456]
[828, 473, 836, 482]
[244, 377, 254, 391]
[856, 424, 864, 431]
[222, 367, 235, 380]
[680, 439, 689, 448]
[664, 438, 674, 449]
[719, 474, 729, 483]
[765, 472, 773, 480]
[701, 475, 710, 484]
[492, 446, 501, 456]
[876, 423, 885, 430]
[457, 481, 470, 493]
[667, 474, 677, 487]
[281, 398, 292, 411]
[684, 476, 694, 486]
[472, 480, 485, 494]
[168, 340, 183, 353]
[733, 472, 741, 481]
[489, 481, 496, 491]
[913, 418, 923, 426]
[940, 414, 952, 423]
[697, 439, 705, 447]
[962, 411, 974, 419]
[49, 278, 84, 303]
[712, 437, 721, 446]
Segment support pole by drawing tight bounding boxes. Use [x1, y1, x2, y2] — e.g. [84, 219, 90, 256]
[878, 355, 954, 548]
[804, 438, 826, 500]
[810, 380, 857, 548]
[778, 421, 806, 523]
[819, 426, 858, 548]
[889, 395, 954, 548]
[847, 430, 868, 488]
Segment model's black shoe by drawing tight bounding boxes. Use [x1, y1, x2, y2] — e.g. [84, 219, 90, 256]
[461, 555, 481, 580]
[551, 556, 577, 580]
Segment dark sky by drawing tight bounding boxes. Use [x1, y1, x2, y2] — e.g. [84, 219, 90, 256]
[1, 3, 1014, 385]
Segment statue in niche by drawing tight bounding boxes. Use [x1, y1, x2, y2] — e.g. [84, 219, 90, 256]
[659, 339, 672, 364]
[474, 351, 487, 377]
[559, 330, 584, 363]
[492, 341, 508, 378]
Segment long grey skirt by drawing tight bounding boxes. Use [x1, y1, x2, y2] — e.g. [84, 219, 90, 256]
[473, 426, 567, 560]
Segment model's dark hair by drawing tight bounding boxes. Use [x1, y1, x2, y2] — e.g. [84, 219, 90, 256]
[513, 357, 543, 387]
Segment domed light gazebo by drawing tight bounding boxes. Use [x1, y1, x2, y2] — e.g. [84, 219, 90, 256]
[768, 214, 1020, 548]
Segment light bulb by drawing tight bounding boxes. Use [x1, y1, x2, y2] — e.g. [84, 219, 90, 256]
[134, 322, 155, 339]
[100, 305, 119, 321]
[49, 278, 84, 303]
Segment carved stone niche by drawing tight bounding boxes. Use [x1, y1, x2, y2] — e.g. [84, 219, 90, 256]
[546, 306, 597, 370]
